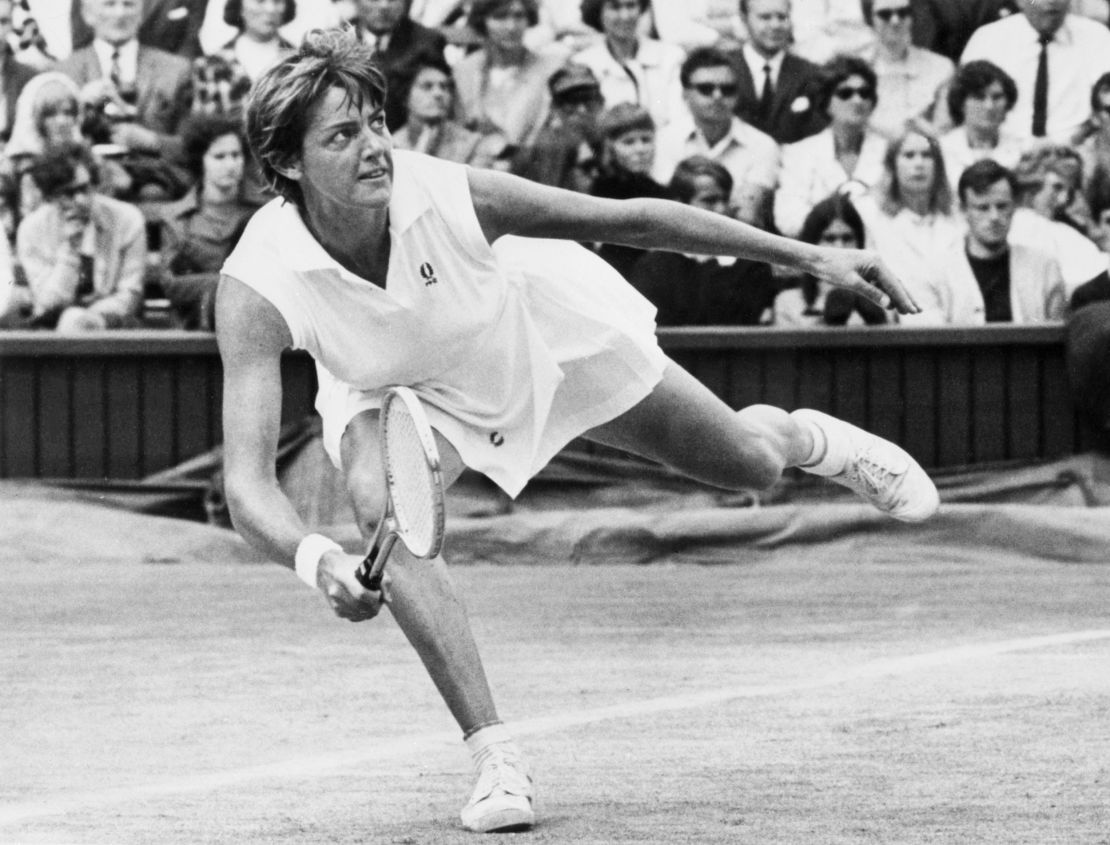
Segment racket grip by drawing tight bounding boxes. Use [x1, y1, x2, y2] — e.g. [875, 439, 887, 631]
[355, 546, 383, 591]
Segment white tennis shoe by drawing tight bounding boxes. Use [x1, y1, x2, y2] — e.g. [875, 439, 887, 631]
[460, 744, 535, 833]
[794, 409, 939, 522]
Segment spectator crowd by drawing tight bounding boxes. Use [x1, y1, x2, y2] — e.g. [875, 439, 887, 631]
[1, 0, 1110, 352]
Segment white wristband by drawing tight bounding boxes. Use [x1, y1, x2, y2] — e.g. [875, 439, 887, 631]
[294, 534, 342, 589]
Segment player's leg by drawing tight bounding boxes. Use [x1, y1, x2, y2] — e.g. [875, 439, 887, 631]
[586, 358, 938, 521]
[340, 410, 535, 833]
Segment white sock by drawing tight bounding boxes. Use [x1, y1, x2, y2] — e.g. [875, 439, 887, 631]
[792, 411, 848, 477]
[465, 723, 519, 770]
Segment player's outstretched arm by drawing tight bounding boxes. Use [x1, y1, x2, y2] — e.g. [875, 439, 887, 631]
[468, 167, 921, 315]
[215, 276, 384, 620]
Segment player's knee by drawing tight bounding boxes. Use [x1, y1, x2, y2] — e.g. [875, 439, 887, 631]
[344, 464, 387, 535]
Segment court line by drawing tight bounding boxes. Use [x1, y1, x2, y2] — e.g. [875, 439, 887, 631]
[3, 628, 1108, 827]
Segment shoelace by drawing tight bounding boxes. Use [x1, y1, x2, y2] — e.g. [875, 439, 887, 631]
[852, 447, 904, 502]
[470, 747, 531, 803]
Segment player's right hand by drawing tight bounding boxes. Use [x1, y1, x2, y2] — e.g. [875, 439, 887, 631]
[317, 551, 390, 622]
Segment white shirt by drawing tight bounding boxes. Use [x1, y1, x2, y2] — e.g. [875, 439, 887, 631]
[653, 116, 781, 200]
[863, 45, 954, 140]
[961, 13, 1110, 143]
[939, 127, 1027, 193]
[1008, 208, 1108, 293]
[571, 38, 686, 129]
[788, 0, 874, 63]
[741, 44, 784, 100]
[23, 0, 72, 61]
[92, 38, 139, 87]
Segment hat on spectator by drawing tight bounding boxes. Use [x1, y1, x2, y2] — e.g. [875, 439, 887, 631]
[549, 64, 601, 99]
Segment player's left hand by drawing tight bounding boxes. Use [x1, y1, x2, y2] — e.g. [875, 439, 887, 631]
[813, 247, 921, 315]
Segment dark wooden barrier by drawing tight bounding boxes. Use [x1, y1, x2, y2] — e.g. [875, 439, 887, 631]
[0, 324, 1093, 480]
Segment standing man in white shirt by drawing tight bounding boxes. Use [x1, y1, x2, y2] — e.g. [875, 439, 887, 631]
[961, 0, 1110, 143]
[730, 0, 827, 144]
[653, 46, 781, 226]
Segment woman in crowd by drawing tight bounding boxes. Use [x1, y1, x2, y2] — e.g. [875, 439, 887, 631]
[453, 0, 566, 146]
[589, 103, 669, 276]
[628, 155, 777, 325]
[774, 54, 888, 238]
[2, 71, 85, 229]
[192, 0, 297, 115]
[773, 192, 886, 326]
[853, 122, 962, 317]
[390, 52, 512, 168]
[158, 113, 258, 330]
[571, 0, 685, 130]
[1074, 73, 1110, 219]
[938, 59, 1023, 193]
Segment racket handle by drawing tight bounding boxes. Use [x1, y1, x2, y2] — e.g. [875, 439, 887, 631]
[355, 533, 396, 592]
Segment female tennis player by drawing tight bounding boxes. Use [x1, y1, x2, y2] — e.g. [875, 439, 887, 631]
[216, 28, 939, 834]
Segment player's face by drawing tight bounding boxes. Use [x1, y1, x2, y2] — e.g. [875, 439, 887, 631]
[483, 0, 531, 50]
[608, 127, 655, 174]
[241, 0, 286, 40]
[963, 80, 1010, 132]
[743, 0, 791, 57]
[600, 0, 643, 42]
[894, 132, 936, 197]
[407, 67, 452, 122]
[1020, 0, 1069, 38]
[204, 132, 245, 193]
[963, 179, 1014, 251]
[687, 173, 730, 215]
[286, 86, 393, 213]
[86, 0, 141, 45]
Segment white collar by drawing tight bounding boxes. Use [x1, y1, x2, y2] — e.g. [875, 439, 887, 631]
[741, 44, 784, 80]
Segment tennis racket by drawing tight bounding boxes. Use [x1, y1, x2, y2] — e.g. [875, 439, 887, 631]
[355, 386, 447, 592]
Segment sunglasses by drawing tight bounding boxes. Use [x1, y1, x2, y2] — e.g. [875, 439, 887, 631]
[874, 6, 911, 22]
[834, 85, 876, 101]
[690, 82, 739, 97]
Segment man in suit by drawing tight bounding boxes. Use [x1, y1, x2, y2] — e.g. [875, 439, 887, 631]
[70, 0, 206, 58]
[353, 0, 447, 129]
[730, 0, 827, 145]
[60, 0, 193, 199]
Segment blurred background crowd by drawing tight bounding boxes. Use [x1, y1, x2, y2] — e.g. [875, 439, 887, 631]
[0, 0, 1109, 340]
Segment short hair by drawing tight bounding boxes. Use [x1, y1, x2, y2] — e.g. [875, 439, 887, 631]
[877, 122, 952, 216]
[579, 0, 648, 32]
[29, 142, 99, 198]
[1012, 141, 1084, 202]
[224, 0, 297, 30]
[467, 0, 540, 37]
[1090, 71, 1110, 112]
[679, 47, 738, 88]
[667, 155, 732, 203]
[245, 28, 387, 207]
[817, 54, 878, 115]
[180, 112, 246, 179]
[957, 158, 1018, 205]
[946, 60, 1018, 126]
[597, 102, 654, 140]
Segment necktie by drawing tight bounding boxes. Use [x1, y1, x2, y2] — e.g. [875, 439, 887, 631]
[759, 63, 774, 121]
[109, 47, 122, 91]
[1032, 34, 1050, 137]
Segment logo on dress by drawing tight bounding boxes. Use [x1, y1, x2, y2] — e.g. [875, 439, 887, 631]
[489, 432, 505, 447]
[419, 262, 438, 286]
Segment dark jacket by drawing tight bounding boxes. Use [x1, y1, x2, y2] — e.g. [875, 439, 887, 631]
[730, 51, 828, 146]
[628, 250, 777, 326]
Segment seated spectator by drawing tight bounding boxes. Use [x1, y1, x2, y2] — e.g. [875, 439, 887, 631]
[71, 0, 207, 58]
[512, 62, 604, 190]
[774, 54, 887, 237]
[2, 72, 86, 229]
[571, 0, 685, 130]
[191, 0, 297, 116]
[904, 158, 1065, 324]
[858, 0, 953, 139]
[773, 192, 886, 326]
[390, 52, 512, 168]
[0, 0, 40, 141]
[351, 0, 448, 130]
[158, 114, 257, 330]
[852, 122, 963, 315]
[939, 60, 1024, 193]
[1074, 73, 1110, 218]
[628, 155, 777, 324]
[60, 0, 193, 201]
[199, 0, 343, 55]
[14, 143, 146, 332]
[730, 0, 827, 146]
[589, 103, 669, 276]
[653, 46, 780, 227]
[453, 0, 564, 146]
[961, 0, 1110, 143]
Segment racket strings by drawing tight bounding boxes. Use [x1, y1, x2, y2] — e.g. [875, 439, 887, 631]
[384, 397, 440, 556]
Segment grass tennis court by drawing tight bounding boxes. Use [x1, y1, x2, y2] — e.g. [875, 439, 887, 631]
[3, 488, 1109, 844]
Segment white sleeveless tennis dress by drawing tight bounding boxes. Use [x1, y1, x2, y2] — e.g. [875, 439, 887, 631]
[222, 150, 666, 497]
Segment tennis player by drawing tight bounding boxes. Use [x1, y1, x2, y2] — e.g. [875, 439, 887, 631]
[217, 28, 939, 834]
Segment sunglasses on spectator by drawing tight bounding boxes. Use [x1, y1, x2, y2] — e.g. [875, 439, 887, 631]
[690, 82, 739, 97]
[874, 6, 911, 22]
[834, 85, 876, 101]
